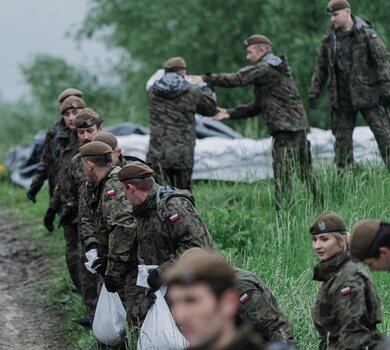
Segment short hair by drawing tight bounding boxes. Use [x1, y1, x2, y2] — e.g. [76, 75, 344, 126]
[366, 223, 390, 258]
[83, 154, 112, 167]
[122, 176, 154, 191]
[251, 43, 272, 53]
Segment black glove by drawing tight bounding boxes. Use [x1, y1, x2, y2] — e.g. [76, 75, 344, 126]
[147, 290, 157, 308]
[308, 97, 317, 109]
[91, 256, 107, 277]
[26, 184, 40, 203]
[58, 205, 77, 228]
[104, 275, 119, 293]
[43, 208, 56, 232]
[147, 268, 162, 292]
[379, 94, 390, 107]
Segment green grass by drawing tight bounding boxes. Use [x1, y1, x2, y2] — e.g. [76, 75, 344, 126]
[0, 164, 389, 349]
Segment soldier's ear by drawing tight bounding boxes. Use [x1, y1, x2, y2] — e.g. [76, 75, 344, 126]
[379, 247, 390, 258]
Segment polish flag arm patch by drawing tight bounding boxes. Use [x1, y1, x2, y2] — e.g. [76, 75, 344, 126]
[239, 292, 251, 304]
[106, 189, 116, 198]
[169, 213, 180, 223]
[341, 286, 351, 296]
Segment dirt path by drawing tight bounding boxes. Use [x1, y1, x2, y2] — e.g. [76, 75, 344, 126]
[0, 210, 71, 350]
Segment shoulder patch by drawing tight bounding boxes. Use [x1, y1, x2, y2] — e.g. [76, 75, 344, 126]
[106, 189, 116, 198]
[239, 292, 251, 304]
[169, 213, 180, 223]
[340, 286, 351, 296]
[372, 34, 378, 40]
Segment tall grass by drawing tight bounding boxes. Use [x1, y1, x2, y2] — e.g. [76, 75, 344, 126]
[0, 164, 389, 349]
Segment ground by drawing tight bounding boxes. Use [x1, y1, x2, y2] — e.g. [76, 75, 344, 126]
[0, 209, 70, 350]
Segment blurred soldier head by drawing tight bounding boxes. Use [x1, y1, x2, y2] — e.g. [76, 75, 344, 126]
[118, 161, 155, 206]
[74, 108, 103, 145]
[163, 248, 240, 349]
[310, 211, 349, 261]
[351, 220, 390, 272]
[60, 96, 86, 129]
[79, 141, 113, 183]
[164, 57, 187, 77]
[326, 0, 352, 31]
[92, 132, 122, 166]
[243, 34, 272, 63]
[57, 88, 83, 104]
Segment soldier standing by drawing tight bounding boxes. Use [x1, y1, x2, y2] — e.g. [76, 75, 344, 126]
[308, 0, 390, 170]
[191, 35, 320, 210]
[118, 161, 213, 301]
[147, 57, 217, 190]
[26, 88, 83, 202]
[310, 211, 384, 349]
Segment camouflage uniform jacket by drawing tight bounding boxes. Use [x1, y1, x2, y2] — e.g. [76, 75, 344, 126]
[312, 251, 384, 350]
[309, 16, 390, 110]
[147, 72, 217, 169]
[30, 120, 65, 197]
[203, 53, 308, 135]
[48, 128, 79, 212]
[132, 183, 213, 274]
[90, 165, 137, 278]
[234, 268, 294, 343]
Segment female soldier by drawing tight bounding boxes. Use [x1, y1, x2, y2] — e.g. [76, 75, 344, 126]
[310, 211, 384, 349]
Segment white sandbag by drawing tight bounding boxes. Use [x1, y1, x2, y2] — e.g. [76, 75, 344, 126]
[92, 284, 127, 346]
[137, 265, 188, 350]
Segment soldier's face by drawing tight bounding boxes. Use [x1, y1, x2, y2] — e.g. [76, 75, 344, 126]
[312, 233, 344, 261]
[364, 247, 390, 271]
[168, 283, 238, 348]
[329, 9, 351, 30]
[246, 45, 265, 63]
[77, 125, 101, 145]
[82, 159, 94, 181]
[62, 109, 80, 129]
[112, 146, 122, 166]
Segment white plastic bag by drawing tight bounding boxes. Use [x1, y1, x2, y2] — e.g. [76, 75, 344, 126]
[84, 248, 98, 273]
[137, 265, 188, 350]
[92, 284, 127, 346]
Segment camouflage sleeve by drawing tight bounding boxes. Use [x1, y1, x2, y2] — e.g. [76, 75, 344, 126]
[365, 29, 390, 93]
[79, 183, 99, 248]
[237, 281, 294, 342]
[309, 33, 330, 98]
[159, 197, 213, 273]
[314, 324, 328, 350]
[227, 99, 261, 120]
[102, 182, 137, 278]
[48, 183, 61, 212]
[203, 64, 267, 88]
[30, 129, 53, 189]
[332, 276, 381, 349]
[66, 156, 79, 208]
[195, 86, 217, 116]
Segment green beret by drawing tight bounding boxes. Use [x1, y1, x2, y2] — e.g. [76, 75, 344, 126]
[60, 96, 85, 114]
[327, 0, 350, 13]
[74, 108, 101, 128]
[164, 57, 187, 71]
[57, 88, 83, 104]
[92, 132, 118, 150]
[310, 211, 347, 235]
[163, 248, 235, 285]
[350, 220, 381, 261]
[243, 34, 272, 47]
[118, 161, 154, 182]
[79, 141, 112, 158]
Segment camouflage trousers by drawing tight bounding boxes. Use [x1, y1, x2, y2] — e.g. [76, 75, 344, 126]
[63, 224, 81, 291]
[331, 106, 390, 170]
[154, 166, 192, 191]
[272, 131, 320, 209]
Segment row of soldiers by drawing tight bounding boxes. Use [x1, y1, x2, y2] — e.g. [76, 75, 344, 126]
[25, 0, 390, 348]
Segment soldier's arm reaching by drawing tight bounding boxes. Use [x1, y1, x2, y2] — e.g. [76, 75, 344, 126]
[226, 99, 262, 120]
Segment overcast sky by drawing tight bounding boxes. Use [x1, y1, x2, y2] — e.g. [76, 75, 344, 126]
[0, 0, 116, 101]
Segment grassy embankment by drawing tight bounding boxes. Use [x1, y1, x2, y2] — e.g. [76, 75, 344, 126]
[0, 163, 389, 349]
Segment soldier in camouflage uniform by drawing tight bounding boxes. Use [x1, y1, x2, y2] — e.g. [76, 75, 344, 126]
[26, 88, 83, 203]
[192, 35, 319, 210]
[309, 0, 390, 170]
[118, 161, 214, 310]
[147, 56, 217, 190]
[310, 211, 384, 349]
[79, 141, 145, 332]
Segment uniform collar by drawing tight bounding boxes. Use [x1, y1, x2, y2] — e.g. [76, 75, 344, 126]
[133, 182, 159, 217]
[313, 250, 350, 282]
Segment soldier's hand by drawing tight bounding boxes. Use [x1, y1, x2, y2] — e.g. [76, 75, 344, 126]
[379, 94, 390, 107]
[26, 184, 40, 203]
[104, 275, 119, 293]
[91, 256, 107, 277]
[308, 97, 317, 109]
[188, 75, 204, 85]
[43, 208, 56, 232]
[147, 268, 162, 291]
[213, 107, 230, 121]
[58, 205, 77, 228]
